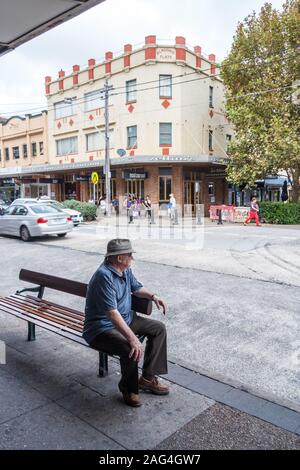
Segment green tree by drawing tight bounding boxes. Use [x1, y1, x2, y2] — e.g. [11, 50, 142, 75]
[221, 0, 300, 202]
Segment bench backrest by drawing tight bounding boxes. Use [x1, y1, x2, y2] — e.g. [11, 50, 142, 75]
[19, 269, 87, 297]
[19, 269, 152, 315]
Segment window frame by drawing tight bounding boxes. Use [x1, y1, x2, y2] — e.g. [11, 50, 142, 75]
[5, 147, 9, 161]
[54, 98, 76, 119]
[56, 136, 78, 156]
[23, 144, 28, 158]
[159, 75, 172, 98]
[84, 89, 103, 112]
[126, 79, 137, 104]
[208, 129, 213, 151]
[127, 125, 137, 148]
[159, 122, 172, 146]
[209, 86, 214, 108]
[12, 146, 20, 160]
[31, 142, 37, 157]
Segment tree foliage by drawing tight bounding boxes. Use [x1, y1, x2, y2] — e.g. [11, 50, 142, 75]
[221, 1, 300, 201]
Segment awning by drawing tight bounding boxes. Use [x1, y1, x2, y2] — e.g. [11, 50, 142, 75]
[264, 177, 287, 186]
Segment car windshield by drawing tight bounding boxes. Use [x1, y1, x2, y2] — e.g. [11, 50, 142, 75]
[29, 205, 63, 214]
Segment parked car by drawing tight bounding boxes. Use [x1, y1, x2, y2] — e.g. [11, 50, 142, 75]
[0, 203, 73, 241]
[10, 198, 83, 226]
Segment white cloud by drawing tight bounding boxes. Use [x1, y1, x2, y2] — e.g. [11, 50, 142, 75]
[0, 0, 286, 117]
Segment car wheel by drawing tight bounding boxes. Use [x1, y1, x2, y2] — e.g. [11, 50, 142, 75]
[57, 233, 67, 237]
[20, 225, 31, 242]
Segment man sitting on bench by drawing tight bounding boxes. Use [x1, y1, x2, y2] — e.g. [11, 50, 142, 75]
[83, 238, 169, 408]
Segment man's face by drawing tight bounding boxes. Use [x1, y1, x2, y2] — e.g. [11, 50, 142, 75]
[118, 253, 133, 270]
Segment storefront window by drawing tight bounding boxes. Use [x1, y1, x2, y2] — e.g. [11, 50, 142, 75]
[159, 176, 172, 202]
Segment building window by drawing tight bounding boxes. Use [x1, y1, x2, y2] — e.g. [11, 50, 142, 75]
[56, 137, 78, 156]
[127, 125, 137, 148]
[126, 79, 137, 103]
[86, 132, 101, 151]
[208, 183, 215, 195]
[159, 123, 172, 145]
[39, 142, 44, 155]
[159, 176, 172, 202]
[54, 98, 76, 119]
[209, 86, 214, 108]
[12, 146, 20, 159]
[226, 134, 232, 150]
[208, 130, 213, 151]
[23, 144, 28, 158]
[84, 90, 103, 112]
[159, 75, 172, 98]
[86, 130, 114, 151]
[32, 142, 37, 157]
[5, 148, 9, 161]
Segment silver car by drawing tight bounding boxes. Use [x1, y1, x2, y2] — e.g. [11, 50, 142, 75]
[11, 198, 83, 226]
[0, 203, 73, 241]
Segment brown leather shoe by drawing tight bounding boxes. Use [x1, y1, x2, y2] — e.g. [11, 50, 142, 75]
[139, 376, 170, 395]
[118, 383, 142, 407]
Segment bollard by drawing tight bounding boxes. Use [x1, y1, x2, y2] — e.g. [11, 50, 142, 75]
[217, 208, 223, 225]
[196, 207, 202, 225]
[150, 208, 155, 224]
[173, 209, 179, 225]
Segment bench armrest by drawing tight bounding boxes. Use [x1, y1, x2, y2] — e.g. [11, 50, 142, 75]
[131, 295, 152, 316]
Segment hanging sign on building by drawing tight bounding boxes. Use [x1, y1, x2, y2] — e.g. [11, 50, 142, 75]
[91, 172, 99, 185]
[75, 176, 90, 182]
[123, 170, 147, 180]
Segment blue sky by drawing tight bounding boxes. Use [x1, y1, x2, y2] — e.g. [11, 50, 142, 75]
[0, 0, 285, 117]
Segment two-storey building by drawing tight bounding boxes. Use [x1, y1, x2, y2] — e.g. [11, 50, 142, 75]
[0, 112, 49, 201]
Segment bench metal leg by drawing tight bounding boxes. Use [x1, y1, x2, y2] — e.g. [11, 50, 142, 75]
[27, 322, 36, 341]
[98, 352, 108, 377]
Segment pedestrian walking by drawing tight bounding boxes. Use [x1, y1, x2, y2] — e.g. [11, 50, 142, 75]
[143, 195, 152, 222]
[244, 196, 261, 226]
[83, 239, 169, 408]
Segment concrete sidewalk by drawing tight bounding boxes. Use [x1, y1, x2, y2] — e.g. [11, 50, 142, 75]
[0, 324, 299, 450]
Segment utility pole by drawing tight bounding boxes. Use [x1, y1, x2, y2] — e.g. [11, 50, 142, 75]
[102, 78, 113, 216]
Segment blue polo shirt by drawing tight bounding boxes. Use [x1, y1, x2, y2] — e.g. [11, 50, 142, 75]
[83, 261, 143, 344]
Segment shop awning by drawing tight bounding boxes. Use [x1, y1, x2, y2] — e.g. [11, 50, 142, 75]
[264, 177, 287, 186]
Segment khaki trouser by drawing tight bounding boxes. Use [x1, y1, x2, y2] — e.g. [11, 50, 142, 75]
[90, 312, 168, 393]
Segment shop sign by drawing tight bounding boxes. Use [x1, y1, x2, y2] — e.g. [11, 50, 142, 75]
[157, 48, 176, 62]
[75, 176, 90, 182]
[39, 178, 64, 184]
[207, 168, 227, 177]
[0, 178, 14, 185]
[150, 156, 194, 162]
[123, 170, 147, 180]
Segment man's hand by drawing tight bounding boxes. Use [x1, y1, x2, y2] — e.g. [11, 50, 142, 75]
[128, 336, 144, 362]
[153, 296, 167, 315]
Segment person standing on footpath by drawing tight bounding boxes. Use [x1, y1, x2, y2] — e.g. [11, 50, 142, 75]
[143, 195, 152, 222]
[244, 196, 261, 226]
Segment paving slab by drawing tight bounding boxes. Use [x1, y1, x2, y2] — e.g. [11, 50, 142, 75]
[0, 402, 123, 450]
[56, 371, 214, 450]
[0, 369, 50, 424]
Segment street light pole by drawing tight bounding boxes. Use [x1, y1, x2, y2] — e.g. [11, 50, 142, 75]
[103, 78, 113, 217]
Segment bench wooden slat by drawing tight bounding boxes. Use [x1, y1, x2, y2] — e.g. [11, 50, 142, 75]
[26, 294, 85, 317]
[6, 295, 83, 328]
[19, 269, 87, 298]
[0, 300, 87, 346]
[0, 297, 83, 333]
[12, 295, 85, 322]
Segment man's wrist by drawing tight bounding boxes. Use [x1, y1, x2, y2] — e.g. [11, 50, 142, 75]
[151, 294, 157, 301]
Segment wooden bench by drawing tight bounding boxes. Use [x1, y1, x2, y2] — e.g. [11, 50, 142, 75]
[0, 269, 152, 377]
